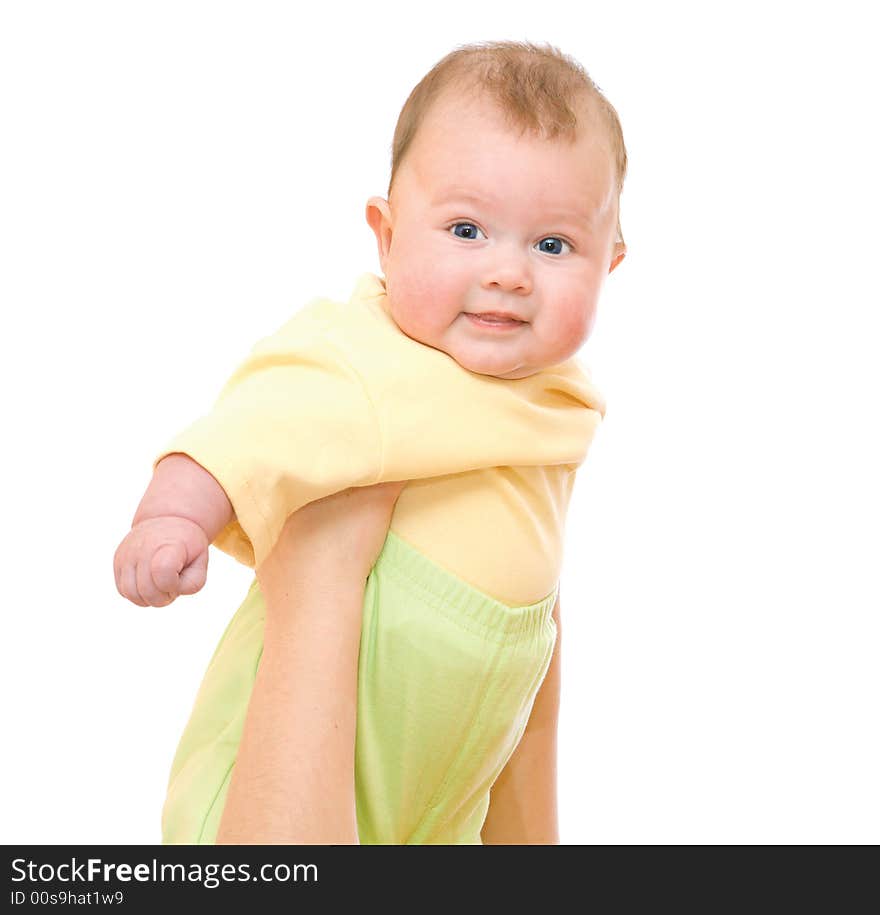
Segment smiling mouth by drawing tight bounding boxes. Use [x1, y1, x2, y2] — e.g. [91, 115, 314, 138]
[466, 312, 527, 326]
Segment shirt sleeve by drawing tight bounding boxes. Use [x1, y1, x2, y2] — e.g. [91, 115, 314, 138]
[153, 310, 382, 569]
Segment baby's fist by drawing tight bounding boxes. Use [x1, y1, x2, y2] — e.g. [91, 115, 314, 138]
[113, 516, 210, 607]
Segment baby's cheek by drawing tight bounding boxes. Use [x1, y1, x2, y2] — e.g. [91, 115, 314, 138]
[387, 273, 445, 346]
[551, 303, 593, 356]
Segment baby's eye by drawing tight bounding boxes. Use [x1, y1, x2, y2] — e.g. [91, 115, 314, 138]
[535, 237, 571, 256]
[449, 222, 486, 241]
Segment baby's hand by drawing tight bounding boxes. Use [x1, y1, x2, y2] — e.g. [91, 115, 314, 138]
[113, 516, 210, 607]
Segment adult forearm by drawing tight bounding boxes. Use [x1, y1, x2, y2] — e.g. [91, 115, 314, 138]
[214, 483, 402, 845]
[215, 571, 365, 845]
[480, 724, 559, 844]
[132, 452, 234, 540]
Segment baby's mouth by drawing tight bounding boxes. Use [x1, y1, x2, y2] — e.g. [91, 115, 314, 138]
[465, 312, 527, 326]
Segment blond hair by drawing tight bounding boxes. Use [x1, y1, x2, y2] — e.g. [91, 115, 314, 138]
[387, 40, 628, 245]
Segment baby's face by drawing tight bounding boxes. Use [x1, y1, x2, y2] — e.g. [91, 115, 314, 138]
[366, 90, 626, 379]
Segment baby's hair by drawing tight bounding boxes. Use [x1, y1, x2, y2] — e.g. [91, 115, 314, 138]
[387, 40, 628, 246]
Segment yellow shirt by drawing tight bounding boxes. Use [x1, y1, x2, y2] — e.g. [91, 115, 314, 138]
[154, 273, 605, 606]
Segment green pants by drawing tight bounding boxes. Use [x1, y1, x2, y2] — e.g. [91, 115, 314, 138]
[161, 530, 558, 844]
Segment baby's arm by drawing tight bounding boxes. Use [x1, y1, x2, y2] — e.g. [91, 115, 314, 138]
[481, 594, 561, 845]
[113, 453, 234, 607]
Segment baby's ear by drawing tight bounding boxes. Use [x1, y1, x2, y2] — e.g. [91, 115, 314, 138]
[365, 197, 393, 272]
[608, 241, 627, 273]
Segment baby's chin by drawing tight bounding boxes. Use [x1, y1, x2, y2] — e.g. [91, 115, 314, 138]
[440, 343, 540, 380]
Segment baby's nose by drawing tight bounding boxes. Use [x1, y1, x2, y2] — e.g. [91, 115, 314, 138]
[481, 248, 533, 294]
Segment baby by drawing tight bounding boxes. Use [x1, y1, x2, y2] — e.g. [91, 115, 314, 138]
[114, 40, 627, 844]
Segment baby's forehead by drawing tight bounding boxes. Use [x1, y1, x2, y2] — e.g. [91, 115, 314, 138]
[407, 143, 615, 221]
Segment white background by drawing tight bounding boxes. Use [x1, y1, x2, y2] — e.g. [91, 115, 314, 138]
[2, 1, 877, 845]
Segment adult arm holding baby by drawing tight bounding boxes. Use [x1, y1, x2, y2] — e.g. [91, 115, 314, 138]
[216, 481, 405, 844]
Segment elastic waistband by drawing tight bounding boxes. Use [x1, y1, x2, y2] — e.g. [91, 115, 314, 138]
[374, 529, 558, 643]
